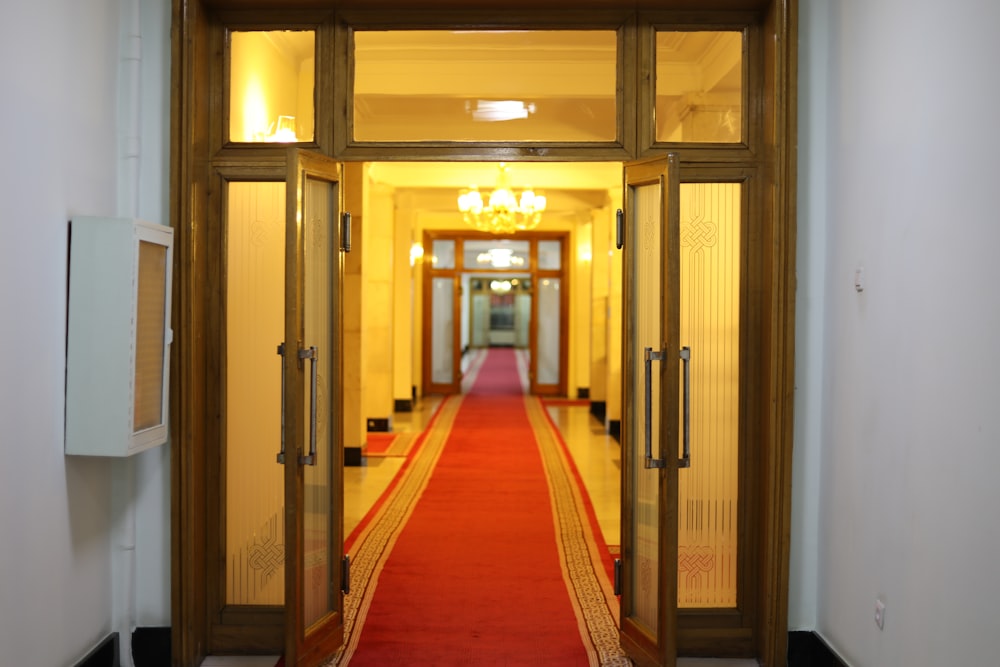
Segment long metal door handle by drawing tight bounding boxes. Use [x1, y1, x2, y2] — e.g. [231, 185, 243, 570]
[643, 346, 666, 469]
[276, 342, 287, 464]
[299, 346, 318, 466]
[616, 208, 624, 250]
[679, 346, 691, 468]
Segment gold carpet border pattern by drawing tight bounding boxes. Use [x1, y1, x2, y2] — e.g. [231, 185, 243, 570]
[328, 395, 464, 666]
[525, 396, 631, 667]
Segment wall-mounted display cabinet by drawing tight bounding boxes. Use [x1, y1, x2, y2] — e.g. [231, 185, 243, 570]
[65, 217, 174, 456]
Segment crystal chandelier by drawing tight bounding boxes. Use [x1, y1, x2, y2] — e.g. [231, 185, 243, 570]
[457, 163, 546, 234]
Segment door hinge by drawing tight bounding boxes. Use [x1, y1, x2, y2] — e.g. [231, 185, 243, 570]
[613, 558, 622, 596]
[342, 212, 352, 252]
[342, 555, 351, 595]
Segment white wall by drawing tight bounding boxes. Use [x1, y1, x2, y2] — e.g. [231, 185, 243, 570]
[794, 0, 1000, 664]
[0, 0, 171, 665]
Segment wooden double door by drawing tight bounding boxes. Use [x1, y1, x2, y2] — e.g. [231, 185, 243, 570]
[202, 154, 764, 667]
[421, 233, 568, 397]
[619, 155, 763, 666]
[208, 149, 349, 666]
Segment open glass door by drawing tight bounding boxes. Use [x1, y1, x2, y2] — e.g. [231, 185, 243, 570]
[281, 148, 347, 666]
[619, 154, 681, 667]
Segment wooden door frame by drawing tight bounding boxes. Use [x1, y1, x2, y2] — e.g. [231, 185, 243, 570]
[170, 1, 797, 665]
[419, 230, 571, 397]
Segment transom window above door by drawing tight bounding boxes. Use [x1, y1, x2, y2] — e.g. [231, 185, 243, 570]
[653, 30, 745, 144]
[351, 29, 620, 143]
[228, 30, 316, 144]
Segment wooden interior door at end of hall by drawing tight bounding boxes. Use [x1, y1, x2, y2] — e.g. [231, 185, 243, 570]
[281, 148, 348, 667]
[619, 154, 681, 667]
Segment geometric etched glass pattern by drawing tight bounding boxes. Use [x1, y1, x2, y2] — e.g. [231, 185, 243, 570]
[225, 181, 286, 605]
[630, 182, 662, 634]
[677, 182, 740, 608]
[303, 176, 336, 628]
[655, 31, 743, 144]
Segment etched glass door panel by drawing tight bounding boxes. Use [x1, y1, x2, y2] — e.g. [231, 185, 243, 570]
[620, 155, 680, 667]
[226, 181, 287, 608]
[283, 150, 345, 666]
[676, 182, 741, 608]
[301, 175, 335, 630]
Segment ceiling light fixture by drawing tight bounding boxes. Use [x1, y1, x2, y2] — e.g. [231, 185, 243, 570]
[457, 163, 546, 235]
[466, 100, 536, 122]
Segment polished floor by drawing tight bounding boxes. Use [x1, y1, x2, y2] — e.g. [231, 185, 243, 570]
[205, 350, 756, 666]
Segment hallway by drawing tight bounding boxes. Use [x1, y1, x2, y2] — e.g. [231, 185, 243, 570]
[204, 349, 756, 666]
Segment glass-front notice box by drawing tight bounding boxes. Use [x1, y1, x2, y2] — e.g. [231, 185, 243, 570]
[352, 30, 619, 143]
[229, 30, 316, 143]
[655, 31, 744, 144]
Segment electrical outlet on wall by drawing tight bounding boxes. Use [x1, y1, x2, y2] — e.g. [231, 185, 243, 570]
[875, 598, 886, 630]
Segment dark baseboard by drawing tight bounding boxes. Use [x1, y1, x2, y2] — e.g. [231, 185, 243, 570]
[345, 446, 363, 466]
[74, 633, 119, 667]
[394, 398, 413, 413]
[132, 627, 170, 667]
[608, 419, 621, 442]
[788, 631, 846, 667]
[577, 387, 590, 399]
[366, 417, 391, 432]
[590, 400, 606, 423]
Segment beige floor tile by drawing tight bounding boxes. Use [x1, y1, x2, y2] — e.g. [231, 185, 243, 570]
[544, 403, 621, 547]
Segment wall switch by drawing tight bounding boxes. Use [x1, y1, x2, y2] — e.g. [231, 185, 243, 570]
[875, 598, 886, 630]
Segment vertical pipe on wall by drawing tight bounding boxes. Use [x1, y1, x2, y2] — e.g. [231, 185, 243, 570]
[113, 0, 142, 664]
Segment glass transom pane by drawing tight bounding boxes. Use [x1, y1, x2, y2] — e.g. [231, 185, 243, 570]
[353, 30, 618, 142]
[463, 239, 529, 270]
[431, 239, 456, 269]
[230, 31, 315, 143]
[655, 31, 743, 143]
[537, 240, 562, 271]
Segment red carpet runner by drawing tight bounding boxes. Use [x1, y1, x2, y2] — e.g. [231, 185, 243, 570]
[340, 348, 599, 665]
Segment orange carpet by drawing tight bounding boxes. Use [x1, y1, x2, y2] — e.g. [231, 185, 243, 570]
[339, 348, 598, 665]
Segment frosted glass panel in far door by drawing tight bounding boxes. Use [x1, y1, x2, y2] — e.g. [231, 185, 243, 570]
[432, 277, 455, 384]
[226, 181, 285, 606]
[629, 182, 662, 632]
[536, 278, 561, 385]
[302, 176, 337, 627]
[677, 182, 741, 608]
